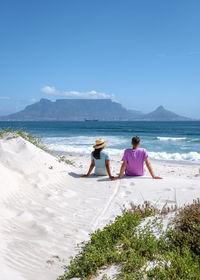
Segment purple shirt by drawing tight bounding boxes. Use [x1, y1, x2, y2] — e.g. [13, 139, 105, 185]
[122, 148, 148, 176]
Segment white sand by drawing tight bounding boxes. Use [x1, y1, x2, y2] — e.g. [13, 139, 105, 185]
[0, 134, 199, 280]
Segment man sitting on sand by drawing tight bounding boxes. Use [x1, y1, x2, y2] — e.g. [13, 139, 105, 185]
[113, 136, 162, 180]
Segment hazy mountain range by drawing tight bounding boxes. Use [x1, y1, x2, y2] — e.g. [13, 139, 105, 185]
[0, 98, 190, 121]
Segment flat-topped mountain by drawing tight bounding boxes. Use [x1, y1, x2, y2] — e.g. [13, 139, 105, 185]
[0, 99, 138, 121]
[0, 99, 190, 121]
[139, 106, 190, 121]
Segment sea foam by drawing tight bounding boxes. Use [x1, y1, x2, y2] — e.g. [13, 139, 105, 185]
[156, 137, 187, 141]
[148, 151, 200, 162]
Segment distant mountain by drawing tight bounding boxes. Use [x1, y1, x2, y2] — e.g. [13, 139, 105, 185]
[0, 98, 141, 121]
[138, 106, 190, 121]
[0, 99, 190, 121]
[127, 109, 143, 118]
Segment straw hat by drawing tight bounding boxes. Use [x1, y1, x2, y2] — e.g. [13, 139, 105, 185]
[93, 138, 108, 149]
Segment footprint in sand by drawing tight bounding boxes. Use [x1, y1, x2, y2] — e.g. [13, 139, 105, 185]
[61, 189, 77, 198]
[163, 187, 174, 192]
[160, 198, 176, 204]
[182, 187, 197, 192]
[16, 210, 34, 222]
[121, 191, 132, 198]
[125, 191, 132, 195]
[189, 186, 197, 190]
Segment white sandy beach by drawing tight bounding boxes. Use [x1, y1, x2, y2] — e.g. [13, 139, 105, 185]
[0, 134, 199, 280]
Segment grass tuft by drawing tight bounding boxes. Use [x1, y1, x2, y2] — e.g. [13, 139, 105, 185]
[0, 129, 47, 151]
[58, 155, 74, 166]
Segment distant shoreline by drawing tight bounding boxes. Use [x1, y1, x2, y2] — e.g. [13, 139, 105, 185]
[0, 120, 199, 122]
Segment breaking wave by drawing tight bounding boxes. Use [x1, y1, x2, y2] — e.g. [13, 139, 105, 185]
[156, 137, 200, 143]
[148, 151, 200, 162]
[156, 137, 187, 141]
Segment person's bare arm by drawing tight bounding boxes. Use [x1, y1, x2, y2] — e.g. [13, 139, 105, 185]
[111, 161, 127, 180]
[105, 160, 114, 179]
[145, 158, 162, 179]
[81, 160, 95, 177]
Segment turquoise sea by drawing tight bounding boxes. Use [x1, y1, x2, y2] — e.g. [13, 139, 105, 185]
[0, 121, 200, 162]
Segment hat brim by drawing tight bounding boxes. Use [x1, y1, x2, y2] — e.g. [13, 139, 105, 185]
[93, 141, 108, 149]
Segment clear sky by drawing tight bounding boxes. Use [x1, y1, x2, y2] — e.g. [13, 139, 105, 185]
[0, 0, 200, 118]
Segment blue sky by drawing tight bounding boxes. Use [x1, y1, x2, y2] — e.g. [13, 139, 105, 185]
[0, 0, 200, 118]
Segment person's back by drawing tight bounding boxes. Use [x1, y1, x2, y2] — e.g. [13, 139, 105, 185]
[122, 148, 148, 176]
[112, 136, 162, 180]
[91, 150, 109, 175]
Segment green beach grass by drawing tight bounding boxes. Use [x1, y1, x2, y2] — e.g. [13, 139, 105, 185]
[0, 129, 74, 165]
[58, 200, 200, 280]
[0, 129, 47, 150]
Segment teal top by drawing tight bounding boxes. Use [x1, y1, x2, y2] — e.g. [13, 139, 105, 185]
[91, 151, 110, 168]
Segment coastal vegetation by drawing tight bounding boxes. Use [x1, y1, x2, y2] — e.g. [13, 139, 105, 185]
[0, 129, 47, 150]
[0, 129, 74, 165]
[58, 155, 74, 166]
[58, 200, 200, 280]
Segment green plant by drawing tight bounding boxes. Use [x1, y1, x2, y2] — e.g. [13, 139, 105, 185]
[58, 155, 74, 166]
[0, 129, 47, 151]
[58, 201, 200, 280]
[102, 275, 112, 280]
[167, 199, 200, 255]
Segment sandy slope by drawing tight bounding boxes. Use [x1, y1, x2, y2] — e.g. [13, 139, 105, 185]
[0, 135, 199, 280]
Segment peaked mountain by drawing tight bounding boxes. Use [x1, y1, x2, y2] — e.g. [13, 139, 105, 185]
[0, 98, 140, 121]
[139, 106, 190, 121]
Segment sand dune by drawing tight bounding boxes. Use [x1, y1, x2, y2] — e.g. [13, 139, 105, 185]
[0, 134, 199, 280]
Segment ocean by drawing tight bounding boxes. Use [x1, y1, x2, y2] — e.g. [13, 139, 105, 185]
[0, 121, 200, 162]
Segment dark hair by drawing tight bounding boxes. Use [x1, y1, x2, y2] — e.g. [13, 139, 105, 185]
[92, 148, 103, 159]
[132, 136, 140, 146]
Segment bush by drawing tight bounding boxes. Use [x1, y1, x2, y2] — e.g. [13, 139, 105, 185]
[168, 199, 200, 255]
[58, 201, 200, 280]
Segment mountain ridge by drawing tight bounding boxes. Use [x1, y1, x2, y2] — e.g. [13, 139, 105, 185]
[0, 99, 191, 121]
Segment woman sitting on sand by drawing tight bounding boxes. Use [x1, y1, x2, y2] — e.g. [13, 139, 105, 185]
[82, 138, 114, 179]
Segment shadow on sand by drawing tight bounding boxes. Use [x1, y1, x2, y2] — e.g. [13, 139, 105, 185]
[68, 172, 106, 179]
[68, 172, 153, 181]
